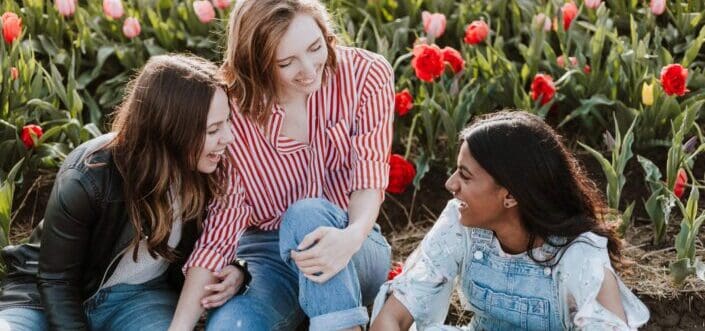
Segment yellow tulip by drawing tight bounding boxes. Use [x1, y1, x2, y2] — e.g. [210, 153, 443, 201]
[642, 82, 654, 106]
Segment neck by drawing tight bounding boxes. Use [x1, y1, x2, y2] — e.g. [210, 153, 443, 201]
[492, 211, 543, 254]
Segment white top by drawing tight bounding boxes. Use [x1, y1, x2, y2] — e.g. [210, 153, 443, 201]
[371, 199, 650, 331]
[102, 197, 183, 288]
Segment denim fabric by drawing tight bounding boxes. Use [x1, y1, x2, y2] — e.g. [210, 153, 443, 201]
[463, 228, 562, 331]
[0, 274, 177, 331]
[207, 198, 391, 331]
[0, 307, 47, 331]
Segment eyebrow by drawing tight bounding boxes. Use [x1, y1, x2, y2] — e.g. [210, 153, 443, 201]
[276, 38, 322, 62]
[458, 165, 473, 176]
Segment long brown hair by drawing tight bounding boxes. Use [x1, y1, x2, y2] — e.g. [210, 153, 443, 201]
[109, 54, 225, 262]
[220, 0, 338, 126]
[462, 110, 623, 269]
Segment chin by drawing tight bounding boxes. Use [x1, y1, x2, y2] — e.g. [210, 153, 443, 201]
[197, 164, 218, 174]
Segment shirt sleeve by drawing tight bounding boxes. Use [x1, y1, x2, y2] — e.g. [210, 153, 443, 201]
[183, 155, 251, 273]
[371, 200, 466, 329]
[350, 54, 395, 196]
[558, 234, 650, 330]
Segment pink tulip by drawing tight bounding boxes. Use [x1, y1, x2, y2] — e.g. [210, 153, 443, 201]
[102, 0, 124, 19]
[533, 13, 551, 32]
[585, 0, 601, 9]
[650, 0, 666, 15]
[212, 0, 231, 10]
[421, 11, 446, 39]
[122, 17, 141, 39]
[193, 1, 216, 24]
[55, 0, 77, 17]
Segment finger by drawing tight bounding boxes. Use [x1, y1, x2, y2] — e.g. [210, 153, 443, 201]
[202, 289, 233, 306]
[204, 298, 228, 309]
[297, 227, 327, 250]
[299, 265, 324, 275]
[204, 282, 227, 293]
[304, 272, 329, 284]
[293, 257, 321, 268]
[291, 246, 322, 262]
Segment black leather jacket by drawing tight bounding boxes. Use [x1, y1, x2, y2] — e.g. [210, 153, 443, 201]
[0, 134, 199, 330]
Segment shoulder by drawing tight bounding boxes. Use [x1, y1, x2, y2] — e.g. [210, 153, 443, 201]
[420, 200, 469, 255]
[555, 232, 612, 299]
[335, 46, 393, 86]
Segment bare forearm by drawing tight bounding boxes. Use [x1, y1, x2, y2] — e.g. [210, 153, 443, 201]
[371, 294, 414, 331]
[169, 267, 217, 331]
[346, 188, 383, 241]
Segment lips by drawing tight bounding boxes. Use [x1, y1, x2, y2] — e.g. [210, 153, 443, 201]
[206, 150, 225, 162]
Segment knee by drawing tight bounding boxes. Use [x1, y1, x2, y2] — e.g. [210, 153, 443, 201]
[280, 198, 342, 238]
[206, 302, 281, 331]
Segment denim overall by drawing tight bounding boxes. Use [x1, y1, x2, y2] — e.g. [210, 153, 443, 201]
[462, 228, 564, 331]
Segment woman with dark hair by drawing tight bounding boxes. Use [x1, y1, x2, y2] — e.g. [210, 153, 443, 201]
[0, 54, 244, 330]
[370, 111, 649, 330]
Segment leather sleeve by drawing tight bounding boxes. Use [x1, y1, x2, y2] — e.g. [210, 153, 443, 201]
[38, 168, 97, 330]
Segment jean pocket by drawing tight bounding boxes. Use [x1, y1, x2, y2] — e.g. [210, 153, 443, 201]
[468, 281, 549, 331]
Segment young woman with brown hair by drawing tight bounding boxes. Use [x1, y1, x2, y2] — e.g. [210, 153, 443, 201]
[0, 54, 242, 330]
[171, 1, 394, 330]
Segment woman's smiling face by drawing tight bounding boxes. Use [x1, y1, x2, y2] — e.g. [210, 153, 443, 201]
[274, 13, 329, 102]
[445, 141, 509, 228]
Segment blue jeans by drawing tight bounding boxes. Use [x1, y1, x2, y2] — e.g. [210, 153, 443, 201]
[0, 273, 177, 331]
[207, 198, 392, 331]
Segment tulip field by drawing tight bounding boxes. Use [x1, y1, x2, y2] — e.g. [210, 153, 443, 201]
[2, 0, 705, 328]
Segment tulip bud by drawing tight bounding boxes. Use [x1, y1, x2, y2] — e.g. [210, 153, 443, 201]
[102, 0, 124, 19]
[10, 67, 19, 80]
[650, 0, 666, 16]
[683, 136, 699, 154]
[602, 131, 615, 150]
[122, 17, 141, 39]
[533, 13, 552, 32]
[212, 0, 231, 9]
[642, 82, 654, 106]
[55, 0, 77, 17]
[193, 1, 216, 24]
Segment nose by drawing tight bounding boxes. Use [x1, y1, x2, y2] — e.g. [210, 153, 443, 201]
[300, 58, 317, 78]
[445, 175, 457, 194]
[220, 124, 235, 145]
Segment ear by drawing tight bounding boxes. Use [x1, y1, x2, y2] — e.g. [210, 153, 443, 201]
[502, 191, 518, 209]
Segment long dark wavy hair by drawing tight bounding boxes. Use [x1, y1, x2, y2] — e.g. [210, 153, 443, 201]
[108, 54, 226, 262]
[462, 110, 622, 268]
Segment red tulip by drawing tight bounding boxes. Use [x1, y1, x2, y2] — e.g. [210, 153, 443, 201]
[441, 47, 465, 74]
[2, 12, 22, 44]
[387, 154, 416, 194]
[560, 2, 578, 31]
[394, 89, 413, 117]
[421, 11, 446, 39]
[531, 74, 556, 105]
[464, 20, 489, 45]
[387, 262, 403, 280]
[20, 124, 43, 149]
[411, 44, 445, 82]
[660, 64, 689, 96]
[673, 168, 687, 199]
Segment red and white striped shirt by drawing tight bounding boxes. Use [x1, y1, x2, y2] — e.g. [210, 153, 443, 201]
[185, 46, 395, 272]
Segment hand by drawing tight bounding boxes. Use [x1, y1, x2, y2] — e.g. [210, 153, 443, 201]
[201, 265, 245, 309]
[290, 226, 364, 284]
